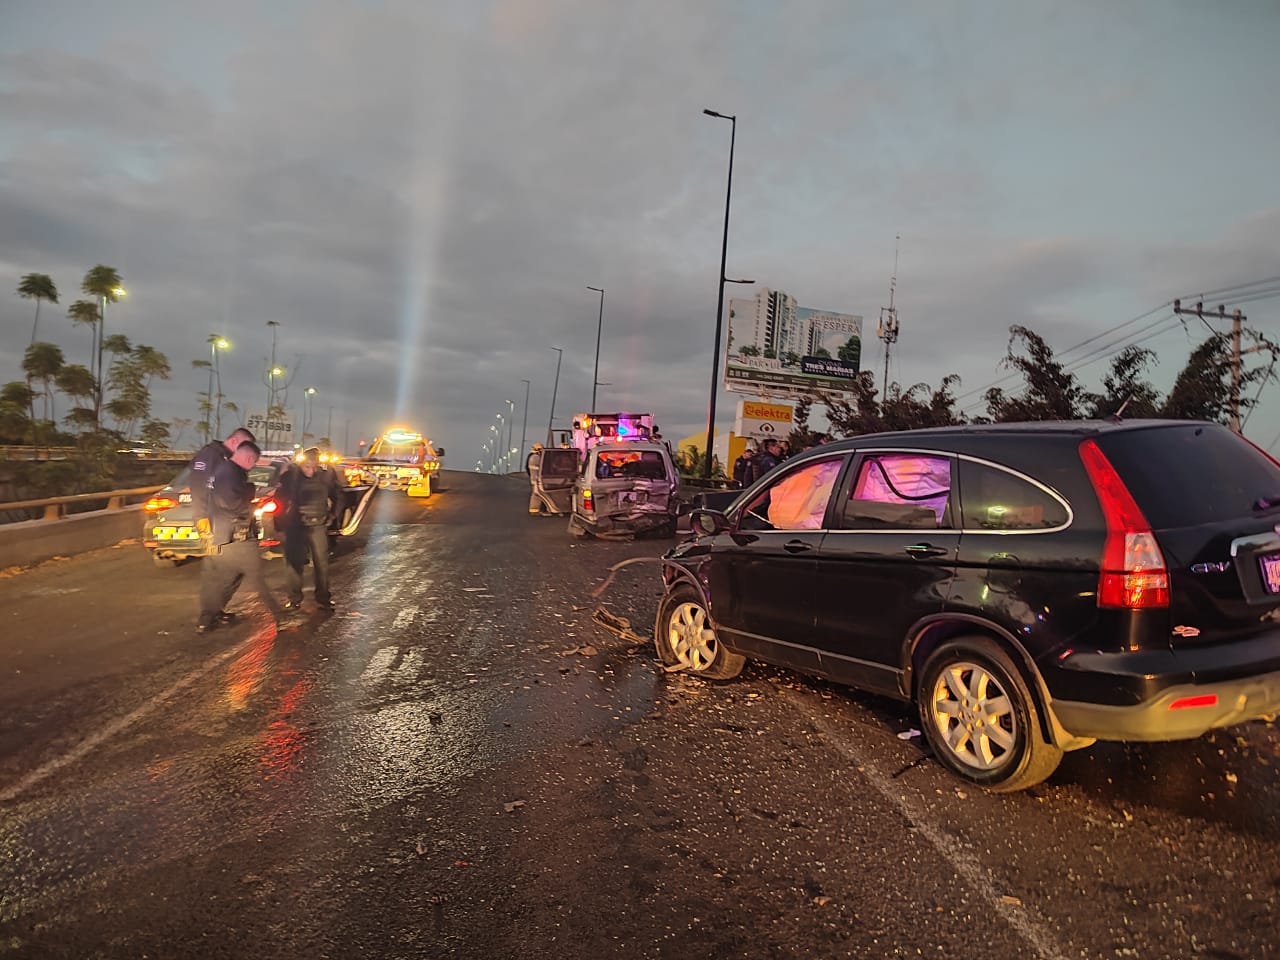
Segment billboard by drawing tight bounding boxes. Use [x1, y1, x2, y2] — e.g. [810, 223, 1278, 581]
[725, 289, 862, 398]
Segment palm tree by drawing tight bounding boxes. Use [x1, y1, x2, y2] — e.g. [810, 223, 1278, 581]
[56, 364, 97, 434]
[17, 273, 59, 346]
[81, 265, 125, 428]
[23, 341, 65, 427]
[67, 299, 101, 378]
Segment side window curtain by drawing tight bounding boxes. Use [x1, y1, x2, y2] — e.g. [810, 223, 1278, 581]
[840, 454, 953, 530]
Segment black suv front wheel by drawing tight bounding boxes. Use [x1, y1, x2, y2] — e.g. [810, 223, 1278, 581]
[919, 638, 1062, 792]
[654, 585, 745, 680]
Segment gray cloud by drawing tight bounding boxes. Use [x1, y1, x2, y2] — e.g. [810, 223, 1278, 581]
[2, 0, 1279, 463]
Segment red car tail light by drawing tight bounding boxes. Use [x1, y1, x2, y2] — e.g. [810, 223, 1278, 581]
[254, 498, 279, 516]
[582, 488, 594, 513]
[144, 496, 177, 512]
[1079, 439, 1169, 609]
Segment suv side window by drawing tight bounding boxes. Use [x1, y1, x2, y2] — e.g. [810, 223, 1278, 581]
[957, 458, 1068, 530]
[738, 456, 845, 531]
[837, 453, 953, 530]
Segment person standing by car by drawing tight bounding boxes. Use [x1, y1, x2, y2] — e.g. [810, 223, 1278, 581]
[731, 445, 755, 488]
[743, 438, 781, 487]
[526, 442, 545, 515]
[278, 447, 343, 611]
[189, 426, 256, 628]
[197, 440, 284, 634]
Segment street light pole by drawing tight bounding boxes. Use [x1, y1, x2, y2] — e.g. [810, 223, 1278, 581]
[505, 399, 515, 470]
[702, 108, 737, 480]
[587, 285, 605, 411]
[303, 387, 318, 444]
[520, 378, 531, 469]
[547, 347, 563, 446]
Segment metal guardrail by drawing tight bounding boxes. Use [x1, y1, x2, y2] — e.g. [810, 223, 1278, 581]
[0, 445, 192, 462]
[1, 486, 163, 521]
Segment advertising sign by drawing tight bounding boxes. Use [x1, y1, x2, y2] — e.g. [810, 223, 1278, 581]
[246, 411, 293, 437]
[735, 399, 794, 440]
[725, 289, 862, 399]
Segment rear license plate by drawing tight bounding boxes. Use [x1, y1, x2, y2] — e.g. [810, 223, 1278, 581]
[1260, 552, 1280, 594]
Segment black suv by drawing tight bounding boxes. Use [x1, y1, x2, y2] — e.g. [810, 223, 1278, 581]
[656, 420, 1280, 791]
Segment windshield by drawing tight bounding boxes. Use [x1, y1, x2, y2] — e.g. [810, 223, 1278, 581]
[1095, 425, 1280, 528]
[594, 449, 670, 481]
[367, 441, 429, 463]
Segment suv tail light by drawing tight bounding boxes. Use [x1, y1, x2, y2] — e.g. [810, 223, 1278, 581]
[581, 487, 594, 513]
[1079, 439, 1169, 609]
[144, 495, 176, 512]
[254, 498, 278, 517]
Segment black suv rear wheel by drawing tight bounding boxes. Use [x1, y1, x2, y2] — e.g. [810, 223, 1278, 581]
[919, 637, 1062, 792]
[654, 585, 745, 680]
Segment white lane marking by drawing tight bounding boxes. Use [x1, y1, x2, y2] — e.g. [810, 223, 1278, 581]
[392, 605, 418, 629]
[0, 629, 265, 806]
[399, 649, 424, 678]
[800, 698, 1072, 960]
[359, 647, 398, 685]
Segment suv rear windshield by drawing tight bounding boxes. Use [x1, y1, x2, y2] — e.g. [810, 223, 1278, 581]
[1095, 424, 1280, 528]
[594, 449, 669, 480]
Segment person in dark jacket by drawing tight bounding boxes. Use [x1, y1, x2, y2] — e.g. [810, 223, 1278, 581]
[742, 438, 781, 487]
[189, 426, 256, 628]
[731, 446, 755, 488]
[278, 447, 344, 611]
[196, 440, 283, 634]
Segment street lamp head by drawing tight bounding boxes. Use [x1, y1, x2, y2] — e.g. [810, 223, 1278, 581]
[111, 286, 127, 298]
[305, 387, 318, 396]
[215, 338, 230, 350]
[725, 277, 755, 285]
[270, 366, 284, 377]
[704, 108, 733, 120]
[586, 285, 603, 293]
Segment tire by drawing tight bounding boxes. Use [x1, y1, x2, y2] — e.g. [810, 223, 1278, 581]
[151, 554, 182, 569]
[654, 584, 745, 680]
[918, 637, 1062, 792]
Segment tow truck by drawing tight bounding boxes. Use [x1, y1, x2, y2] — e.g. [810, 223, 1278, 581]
[355, 428, 445, 497]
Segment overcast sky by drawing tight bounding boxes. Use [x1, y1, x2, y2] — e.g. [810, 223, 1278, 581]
[3, 0, 1279, 465]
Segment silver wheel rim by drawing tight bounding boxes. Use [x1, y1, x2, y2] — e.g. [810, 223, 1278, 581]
[666, 601, 719, 671]
[928, 660, 1017, 772]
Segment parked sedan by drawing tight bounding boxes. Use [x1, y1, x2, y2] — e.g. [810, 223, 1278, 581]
[142, 458, 289, 567]
[657, 420, 1280, 792]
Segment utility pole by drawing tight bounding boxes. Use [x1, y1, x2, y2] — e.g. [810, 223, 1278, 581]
[1173, 299, 1247, 432]
[877, 235, 901, 401]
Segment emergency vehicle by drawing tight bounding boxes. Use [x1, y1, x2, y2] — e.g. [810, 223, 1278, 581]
[355, 428, 444, 497]
[568, 412, 658, 454]
[534, 412, 680, 538]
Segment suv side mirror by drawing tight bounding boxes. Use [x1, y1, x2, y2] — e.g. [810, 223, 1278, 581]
[434, 447, 445, 457]
[691, 508, 730, 537]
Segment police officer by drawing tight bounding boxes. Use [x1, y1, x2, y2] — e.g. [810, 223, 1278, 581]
[278, 447, 343, 611]
[190, 426, 256, 627]
[743, 438, 782, 487]
[196, 440, 284, 633]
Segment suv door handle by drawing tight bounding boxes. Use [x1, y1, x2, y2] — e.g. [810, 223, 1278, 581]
[905, 543, 949, 559]
[784, 540, 814, 554]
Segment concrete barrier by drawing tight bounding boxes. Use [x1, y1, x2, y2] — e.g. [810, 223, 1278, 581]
[0, 505, 143, 569]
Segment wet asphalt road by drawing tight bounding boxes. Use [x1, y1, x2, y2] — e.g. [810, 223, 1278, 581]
[1, 470, 1279, 959]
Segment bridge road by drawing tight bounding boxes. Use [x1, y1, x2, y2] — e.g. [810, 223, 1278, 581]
[0, 471, 1278, 959]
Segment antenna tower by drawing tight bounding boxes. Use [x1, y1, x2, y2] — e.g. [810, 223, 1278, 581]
[876, 234, 901, 399]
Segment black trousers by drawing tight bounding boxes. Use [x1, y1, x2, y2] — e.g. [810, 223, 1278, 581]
[198, 541, 281, 627]
[283, 523, 332, 605]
